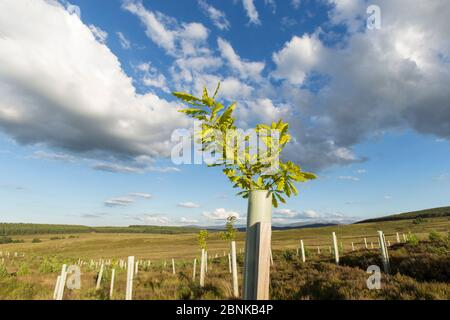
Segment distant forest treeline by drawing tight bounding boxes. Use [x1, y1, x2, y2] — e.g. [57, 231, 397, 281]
[0, 223, 199, 236]
[356, 206, 450, 223]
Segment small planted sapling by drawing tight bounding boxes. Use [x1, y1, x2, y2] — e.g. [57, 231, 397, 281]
[220, 216, 239, 297]
[173, 83, 316, 299]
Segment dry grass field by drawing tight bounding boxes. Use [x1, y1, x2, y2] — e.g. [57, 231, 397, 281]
[0, 216, 449, 300]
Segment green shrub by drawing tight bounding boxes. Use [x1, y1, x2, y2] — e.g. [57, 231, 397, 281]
[17, 263, 30, 276]
[429, 231, 442, 242]
[31, 238, 42, 243]
[406, 231, 419, 246]
[0, 264, 8, 279]
[38, 258, 57, 274]
[413, 217, 425, 225]
[282, 250, 294, 261]
[0, 237, 24, 244]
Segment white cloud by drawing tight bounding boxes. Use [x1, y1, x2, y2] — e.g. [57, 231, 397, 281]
[240, 98, 291, 124]
[355, 169, 367, 174]
[291, 0, 301, 10]
[217, 37, 265, 80]
[179, 217, 199, 224]
[274, 209, 320, 219]
[0, 0, 187, 165]
[135, 62, 169, 92]
[116, 31, 131, 49]
[435, 173, 450, 181]
[32, 150, 75, 162]
[133, 214, 170, 225]
[384, 195, 393, 200]
[92, 162, 180, 174]
[104, 192, 152, 207]
[129, 192, 152, 199]
[104, 197, 135, 207]
[202, 208, 240, 220]
[178, 202, 200, 208]
[272, 34, 323, 85]
[264, 0, 276, 14]
[198, 0, 230, 30]
[338, 176, 360, 181]
[123, 1, 209, 57]
[89, 25, 108, 44]
[242, 0, 260, 25]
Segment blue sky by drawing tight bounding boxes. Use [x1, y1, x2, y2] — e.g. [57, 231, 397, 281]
[0, 0, 449, 226]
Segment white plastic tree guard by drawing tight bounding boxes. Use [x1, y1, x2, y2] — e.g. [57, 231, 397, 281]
[332, 232, 339, 264]
[243, 190, 272, 300]
[126, 256, 134, 300]
[378, 231, 390, 273]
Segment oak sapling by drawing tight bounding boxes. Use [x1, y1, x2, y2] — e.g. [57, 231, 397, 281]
[173, 83, 316, 300]
[220, 216, 237, 242]
[172, 83, 316, 208]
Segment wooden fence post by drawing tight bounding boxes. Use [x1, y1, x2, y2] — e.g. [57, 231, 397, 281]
[396, 232, 400, 243]
[351, 242, 355, 251]
[364, 237, 368, 249]
[332, 232, 339, 264]
[317, 246, 320, 254]
[228, 253, 232, 273]
[243, 190, 272, 300]
[231, 241, 239, 298]
[126, 256, 134, 300]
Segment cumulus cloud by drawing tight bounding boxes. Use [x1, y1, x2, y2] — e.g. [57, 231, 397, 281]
[178, 202, 200, 208]
[272, 34, 323, 85]
[217, 37, 265, 80]
[198, 0, 230, 31]
[0, 0, 187, 167]
[268, 0, 450, 171]
[202, 208, 240, 220]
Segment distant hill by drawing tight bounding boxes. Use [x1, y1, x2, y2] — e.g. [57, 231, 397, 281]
[356, 206, 450, 224]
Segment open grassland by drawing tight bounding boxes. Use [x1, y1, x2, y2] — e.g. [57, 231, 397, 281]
[0, 216, 449, 300]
